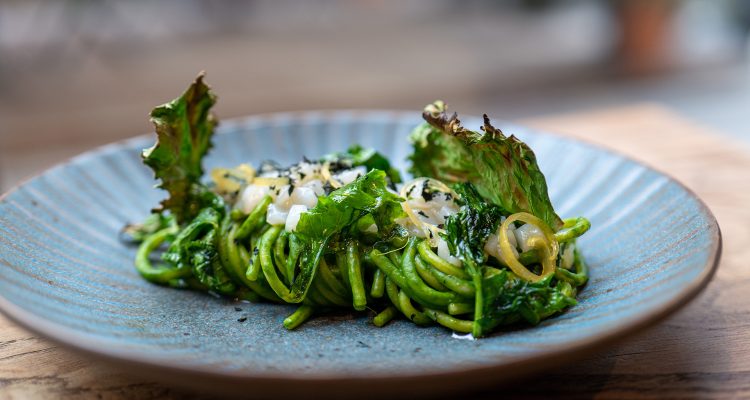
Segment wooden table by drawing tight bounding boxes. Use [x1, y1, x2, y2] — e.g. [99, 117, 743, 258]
[1, 104, 749, 399]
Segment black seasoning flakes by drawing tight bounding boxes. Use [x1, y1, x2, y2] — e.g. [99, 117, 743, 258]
[421, 188, 434, 202]
[417, 210, 428, 218]
[287, 185, 294, 196]
[237, 317, 247, 322]
[421, 180, 435, 201]
[234, 307, 242, 312]
[407, 185, 417, 198]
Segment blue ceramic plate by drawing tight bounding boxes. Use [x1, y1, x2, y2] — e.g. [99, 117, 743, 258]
[0, 111, 720, 397]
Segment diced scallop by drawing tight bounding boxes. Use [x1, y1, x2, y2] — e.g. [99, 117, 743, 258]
[275, 185, 292, 208]
[404, 187, 458, 223]
[240, 185, 271, 214]
[304, 179, 326, 196]
[285, 204, 308, 232]
[334, 166, 367, 186]
[297, 162, 321, 183]
[430, 192, 451, 205]
[484, 222, 518, 261]
[409, 195, 427, 206]
[437, 237, 462, 267]
[437, 205, 458, 223]
[291, 186, 318, 208]
[409, 202, 434, 224]
[266, 204, 288, 226]
[484, 232, 501, 260]
[514, 223, 545, 253]
[394, 216, 426, 238]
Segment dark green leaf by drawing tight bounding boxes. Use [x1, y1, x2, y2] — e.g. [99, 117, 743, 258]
[440, 183, 505, 338]
[443, 183, 504, 265]
[478, 270, 577, 332]
[185, 229, 236, 295]
[143, 73, 218, 224]
[162, 207, 235, 295]
[410, 101, 563, 230]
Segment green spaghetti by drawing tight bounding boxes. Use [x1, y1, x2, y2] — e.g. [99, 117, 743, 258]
[125, 75, 590, 338]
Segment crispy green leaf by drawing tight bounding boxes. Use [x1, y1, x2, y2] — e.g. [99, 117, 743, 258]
[143, 74, 218, 224]
[285, 169, 405, 302]
[410, 101, 562, 230]
[408, 119, 476, 183]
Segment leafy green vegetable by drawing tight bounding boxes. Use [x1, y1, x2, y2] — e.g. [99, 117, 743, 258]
[285, 169, 405, 302]
[185, 228, 236, 295]
[440, 183, 504, 337]
[478, 270, 577, 332]
[444, 183, 504, 265]
[295, 169, 404, 240]
[143, 74, 218, 224]
[409, 101, 563, 230]
[162, 207, 236, 295]
[409, 116, 476, 184]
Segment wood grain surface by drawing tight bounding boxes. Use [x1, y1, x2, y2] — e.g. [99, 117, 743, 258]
[1, 104, 749, 399]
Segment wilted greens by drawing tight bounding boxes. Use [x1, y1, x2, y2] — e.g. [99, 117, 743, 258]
[128, 76, 590, 337]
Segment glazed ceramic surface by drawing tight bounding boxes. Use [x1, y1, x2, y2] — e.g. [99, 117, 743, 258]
[0, 111, 720, 396]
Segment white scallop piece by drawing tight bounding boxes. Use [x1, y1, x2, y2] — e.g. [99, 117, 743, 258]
[437, 237, 462, 267]
[240, 185, 271, 213]
[285, 204, 308, 232]
[265, 204, 288, 226]
[291, 186, 318, 209]
[514, 223, 545, 253]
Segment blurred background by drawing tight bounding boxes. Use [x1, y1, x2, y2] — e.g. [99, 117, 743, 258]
[1, 0, 749, 192]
